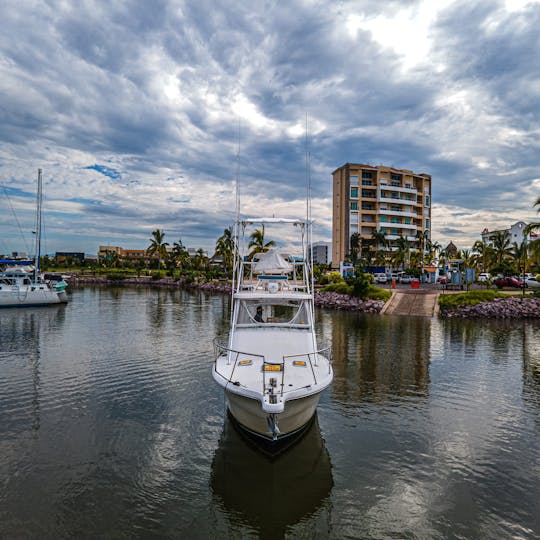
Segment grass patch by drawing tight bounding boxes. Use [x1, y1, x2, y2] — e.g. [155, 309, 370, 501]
[321, 282, 391, 301]
[438, 290, 505, 310]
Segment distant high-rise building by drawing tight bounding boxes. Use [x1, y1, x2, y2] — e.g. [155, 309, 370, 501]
[332, 163, 432, 268]
[309, 241, 331, 265]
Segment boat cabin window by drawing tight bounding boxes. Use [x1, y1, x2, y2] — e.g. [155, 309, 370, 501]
[237, 300, 310, 327]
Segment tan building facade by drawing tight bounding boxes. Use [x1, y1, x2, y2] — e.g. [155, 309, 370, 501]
[332, 163, 432, 268]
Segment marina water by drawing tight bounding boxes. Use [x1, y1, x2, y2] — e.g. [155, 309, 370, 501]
[1, 286, 539, 538]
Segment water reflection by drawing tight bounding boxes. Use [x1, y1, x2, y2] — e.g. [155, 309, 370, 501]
[0, 306, 66, 436]
[326, 312, 431, 406]
[211, 415, 333, 538]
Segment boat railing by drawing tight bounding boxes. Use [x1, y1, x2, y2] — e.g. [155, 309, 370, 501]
[213, 337, 332, 397]
[236, 260, 310, 294]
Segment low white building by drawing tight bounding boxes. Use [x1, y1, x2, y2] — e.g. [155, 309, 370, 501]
[481, 221, 536, 246]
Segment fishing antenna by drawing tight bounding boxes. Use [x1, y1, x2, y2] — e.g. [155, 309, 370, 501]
[305, 114, 314, 294]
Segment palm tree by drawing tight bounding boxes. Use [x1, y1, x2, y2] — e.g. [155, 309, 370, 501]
[193, 248, 209, 271]
[146, 229, 169, 271]
[349, 233, 360, 264]
[248, 226, 275, 260]
[471, 239, 493, 273]
[492, 230, 511, 266]
[525, 197, 540, 263]
[510, 241, 528, 275]
[395, 236, 411, 269]
[172, 239, 190, 271]
[416, 230, 430, 265]
[215, 227, 235, 274]
[371, 230, 388, 251]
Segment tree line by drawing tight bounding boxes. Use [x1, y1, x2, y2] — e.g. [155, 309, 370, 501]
[347, 197, 540, 277]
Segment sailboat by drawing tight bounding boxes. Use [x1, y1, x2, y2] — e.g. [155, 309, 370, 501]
[212, 215, 333, 442]
[0, 169, 68, 307]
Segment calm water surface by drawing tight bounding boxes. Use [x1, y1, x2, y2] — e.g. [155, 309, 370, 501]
[1, 286, 539, 539]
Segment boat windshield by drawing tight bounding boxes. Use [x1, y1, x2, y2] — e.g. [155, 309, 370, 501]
[237, 299, 310, 326]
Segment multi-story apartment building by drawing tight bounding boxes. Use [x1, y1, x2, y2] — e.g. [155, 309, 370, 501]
[332, 163, 432, 268]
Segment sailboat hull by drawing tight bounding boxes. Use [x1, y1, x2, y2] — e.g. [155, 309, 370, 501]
[226, 390, 321, 441]
[0, 288, 68, 307]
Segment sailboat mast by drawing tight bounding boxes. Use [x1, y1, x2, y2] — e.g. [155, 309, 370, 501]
[34, 169, 42, 280]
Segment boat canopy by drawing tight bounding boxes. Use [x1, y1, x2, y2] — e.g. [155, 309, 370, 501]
[0, 259, 34, 265]
[252, 249, 293, 275]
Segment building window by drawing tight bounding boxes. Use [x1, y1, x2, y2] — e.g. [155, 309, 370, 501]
[362, 203, 374, 210]
[405, 183, 411, 188]
[391, 174, 401, 181]
[425, 219, 430, 229]
[391, 229, 399, 235]
[350, 175, 359, 186]
[362, 171, 372, 179]
[425, 196, 430, 207]
[362, 179, 373, 186]
[380, 216, 387, 222]
[350, 187, 358, 198]
[391, 181, 400, 187]
[362, 190, 375, 198]
[380, 227, 387, 234]
[390, 217, 400, 223]
[350, 202, 358, 210]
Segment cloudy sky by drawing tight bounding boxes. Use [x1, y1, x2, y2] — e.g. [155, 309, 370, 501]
[1, 0, 540, 257]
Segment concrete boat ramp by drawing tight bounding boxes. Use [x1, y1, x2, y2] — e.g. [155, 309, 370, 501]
[381, 290, 440, 317]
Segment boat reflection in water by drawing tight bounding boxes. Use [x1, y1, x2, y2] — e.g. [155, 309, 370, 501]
[211, 413, 333, 537]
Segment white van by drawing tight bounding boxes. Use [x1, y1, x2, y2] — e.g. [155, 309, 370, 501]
[374, 273, 387, 283]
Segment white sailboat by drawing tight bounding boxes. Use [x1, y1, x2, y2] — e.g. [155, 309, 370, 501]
[0, 169, 68, 308]
[212, 217, 333, 441]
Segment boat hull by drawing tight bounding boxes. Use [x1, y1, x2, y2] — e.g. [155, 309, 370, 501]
[225, 390, 321, 441]
[0, 289, 68, 307]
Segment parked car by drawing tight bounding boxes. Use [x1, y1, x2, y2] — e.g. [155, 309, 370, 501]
[477, 272, 491, 283]
[374, 273, 387, 284]
[400, 275, 413, 284]
[525, 277, 540, 288]
[437, 276, 447, 284]
[494, 276, 525, 288]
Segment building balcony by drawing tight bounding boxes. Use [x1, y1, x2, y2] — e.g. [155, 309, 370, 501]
[378, 209, 418, 218]
[378, 222, 417, 231]
[378, 195, 417, 205]
[379, 185, 418, 195]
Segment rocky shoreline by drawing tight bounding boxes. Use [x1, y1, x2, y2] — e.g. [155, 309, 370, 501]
[71, 276, 385, 313]
[440, 296, 540, 319]
[71, 277, 539, 318]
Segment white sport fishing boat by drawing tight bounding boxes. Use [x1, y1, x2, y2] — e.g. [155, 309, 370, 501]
[0, 170, 68, 308]
[213, 217, 333, 441]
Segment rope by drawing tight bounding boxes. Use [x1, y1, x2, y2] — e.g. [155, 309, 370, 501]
[1, 182, 31, 254]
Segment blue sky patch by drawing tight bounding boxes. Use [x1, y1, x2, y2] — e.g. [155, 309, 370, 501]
[84, 164, 121, 180]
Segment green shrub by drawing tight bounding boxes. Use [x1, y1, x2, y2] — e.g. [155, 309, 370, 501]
[347, 273, 372, 298]
[106, 273, 127, 281]
[321, 282, 353, 294]
[365, 285, 392, 301]
[438, 290, 504, 310]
